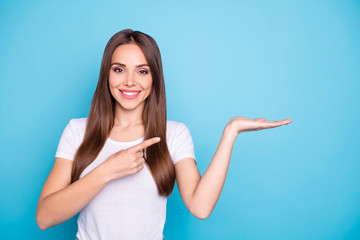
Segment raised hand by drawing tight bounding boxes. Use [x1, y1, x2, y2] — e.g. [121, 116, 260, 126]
[227, 116, 292, 134]
[101, 137, 161, 181]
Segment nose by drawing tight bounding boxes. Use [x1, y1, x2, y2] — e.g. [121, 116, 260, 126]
[124, 72, 136, 87]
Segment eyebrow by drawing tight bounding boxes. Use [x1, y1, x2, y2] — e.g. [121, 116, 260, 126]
[110, 62, 149, 68]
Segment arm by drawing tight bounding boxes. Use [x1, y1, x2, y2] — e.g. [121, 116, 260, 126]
[36, 137, 160, 230]
[175, 117, 292, 219]
[36, 158, 111, 230]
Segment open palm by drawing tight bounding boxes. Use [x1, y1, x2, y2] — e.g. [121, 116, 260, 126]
[228, 116, 292, 134]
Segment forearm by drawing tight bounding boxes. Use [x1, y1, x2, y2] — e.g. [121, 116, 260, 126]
[36, 164, 110, 230]
[190, 124, 237, 218]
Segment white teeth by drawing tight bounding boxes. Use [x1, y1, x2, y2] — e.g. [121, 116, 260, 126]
[122, 91, 139, 96]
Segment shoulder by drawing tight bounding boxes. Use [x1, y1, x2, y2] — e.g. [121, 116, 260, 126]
[68, 117, 87, 129]
[69, 117, 87, 125]
[55, 117, 88, 159]
[166, 120, 196, 164]
[66, 117, 87, 140]
[166, 120, 183, 130]
[166, 120, 190, 135]
[166, 120, 193, 143]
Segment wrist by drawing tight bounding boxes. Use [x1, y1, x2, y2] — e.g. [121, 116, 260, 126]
[223, 123, 238, 141]
[96, 162, 113, 184]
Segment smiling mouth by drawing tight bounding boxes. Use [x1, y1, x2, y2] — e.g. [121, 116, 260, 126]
[119, 89, 141, 99]
[120, 91, 140, 96]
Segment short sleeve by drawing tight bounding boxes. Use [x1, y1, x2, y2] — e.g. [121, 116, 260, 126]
[172, 123, 196, 165]
[55, 119, 78, 161]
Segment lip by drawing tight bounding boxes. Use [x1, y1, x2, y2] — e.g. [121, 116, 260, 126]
[119, 89, 141, 100]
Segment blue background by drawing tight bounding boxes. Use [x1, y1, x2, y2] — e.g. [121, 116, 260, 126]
[1, 0, 360, 239]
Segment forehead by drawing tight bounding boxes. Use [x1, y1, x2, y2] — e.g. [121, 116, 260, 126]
[111, 44, 148, 65]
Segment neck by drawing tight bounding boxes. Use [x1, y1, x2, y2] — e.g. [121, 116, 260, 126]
[113, 102, 145, 128]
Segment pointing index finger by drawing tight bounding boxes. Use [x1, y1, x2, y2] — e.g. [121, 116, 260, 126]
[131, 137, 161, 152]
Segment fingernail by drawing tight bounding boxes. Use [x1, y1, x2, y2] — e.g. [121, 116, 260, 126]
[155, 137, 161, 141]
[284, 120, 291, 124]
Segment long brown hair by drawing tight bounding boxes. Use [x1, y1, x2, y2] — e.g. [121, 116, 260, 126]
[70, 29, 175, 196]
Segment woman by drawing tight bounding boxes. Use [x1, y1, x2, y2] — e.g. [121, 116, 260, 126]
[36, 29, 292, 239]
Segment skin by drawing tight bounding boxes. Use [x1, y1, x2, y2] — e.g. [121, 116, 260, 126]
[107, 43, 152, 142]
[174, 117, 292, 219]
[35, 43, 292, 230]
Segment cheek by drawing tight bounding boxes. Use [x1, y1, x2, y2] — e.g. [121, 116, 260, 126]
[141, 78, 152, 98]
[108, 85, 116, 99]
[146, 77, 153, 90]
[108, 72, 118, 86]
[108, 73, 124, 90]
[108, 75, 118, 97]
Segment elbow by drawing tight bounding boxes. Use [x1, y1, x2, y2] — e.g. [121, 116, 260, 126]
[189, 206, 212, 220]
[36, 215, 47, 230]
[36, 210, 50, 230]
[195, 212, 211, 220]
[36, 218, 47, 231]
[37, 223, 48, 231]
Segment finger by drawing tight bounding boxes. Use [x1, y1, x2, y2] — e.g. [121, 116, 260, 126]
[135, 164, 144, 172]
[273, 119, 292, 125]
[131, 137, 161, 152]
[135, 150, 143, 159]
[282, 118, 292, 124]
[265, 119, 292, 128]
[135, 157, 145, 166]
[135, 158, 145, 171]
[131, 163, 144, 175]
[254, 118, 266, 121]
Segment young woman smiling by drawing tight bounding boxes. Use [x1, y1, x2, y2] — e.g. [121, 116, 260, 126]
[36, 29, 292, 240]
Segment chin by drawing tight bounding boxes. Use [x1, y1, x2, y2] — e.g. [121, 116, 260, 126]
[118, 101, 145, 111]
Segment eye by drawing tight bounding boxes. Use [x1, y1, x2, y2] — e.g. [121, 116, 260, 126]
[113, 67, 124, 73]
[139, 69, 149, 75]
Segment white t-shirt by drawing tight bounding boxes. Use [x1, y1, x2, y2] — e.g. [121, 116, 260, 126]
[55, 117, 196, 240]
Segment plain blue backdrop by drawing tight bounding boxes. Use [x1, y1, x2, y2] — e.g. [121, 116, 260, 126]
[1, 0, 360, 239]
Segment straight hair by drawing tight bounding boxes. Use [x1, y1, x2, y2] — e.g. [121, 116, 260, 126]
[70, 29, 175, 196]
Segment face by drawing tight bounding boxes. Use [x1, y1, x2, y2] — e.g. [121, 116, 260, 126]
[109, 44, 152, 112]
